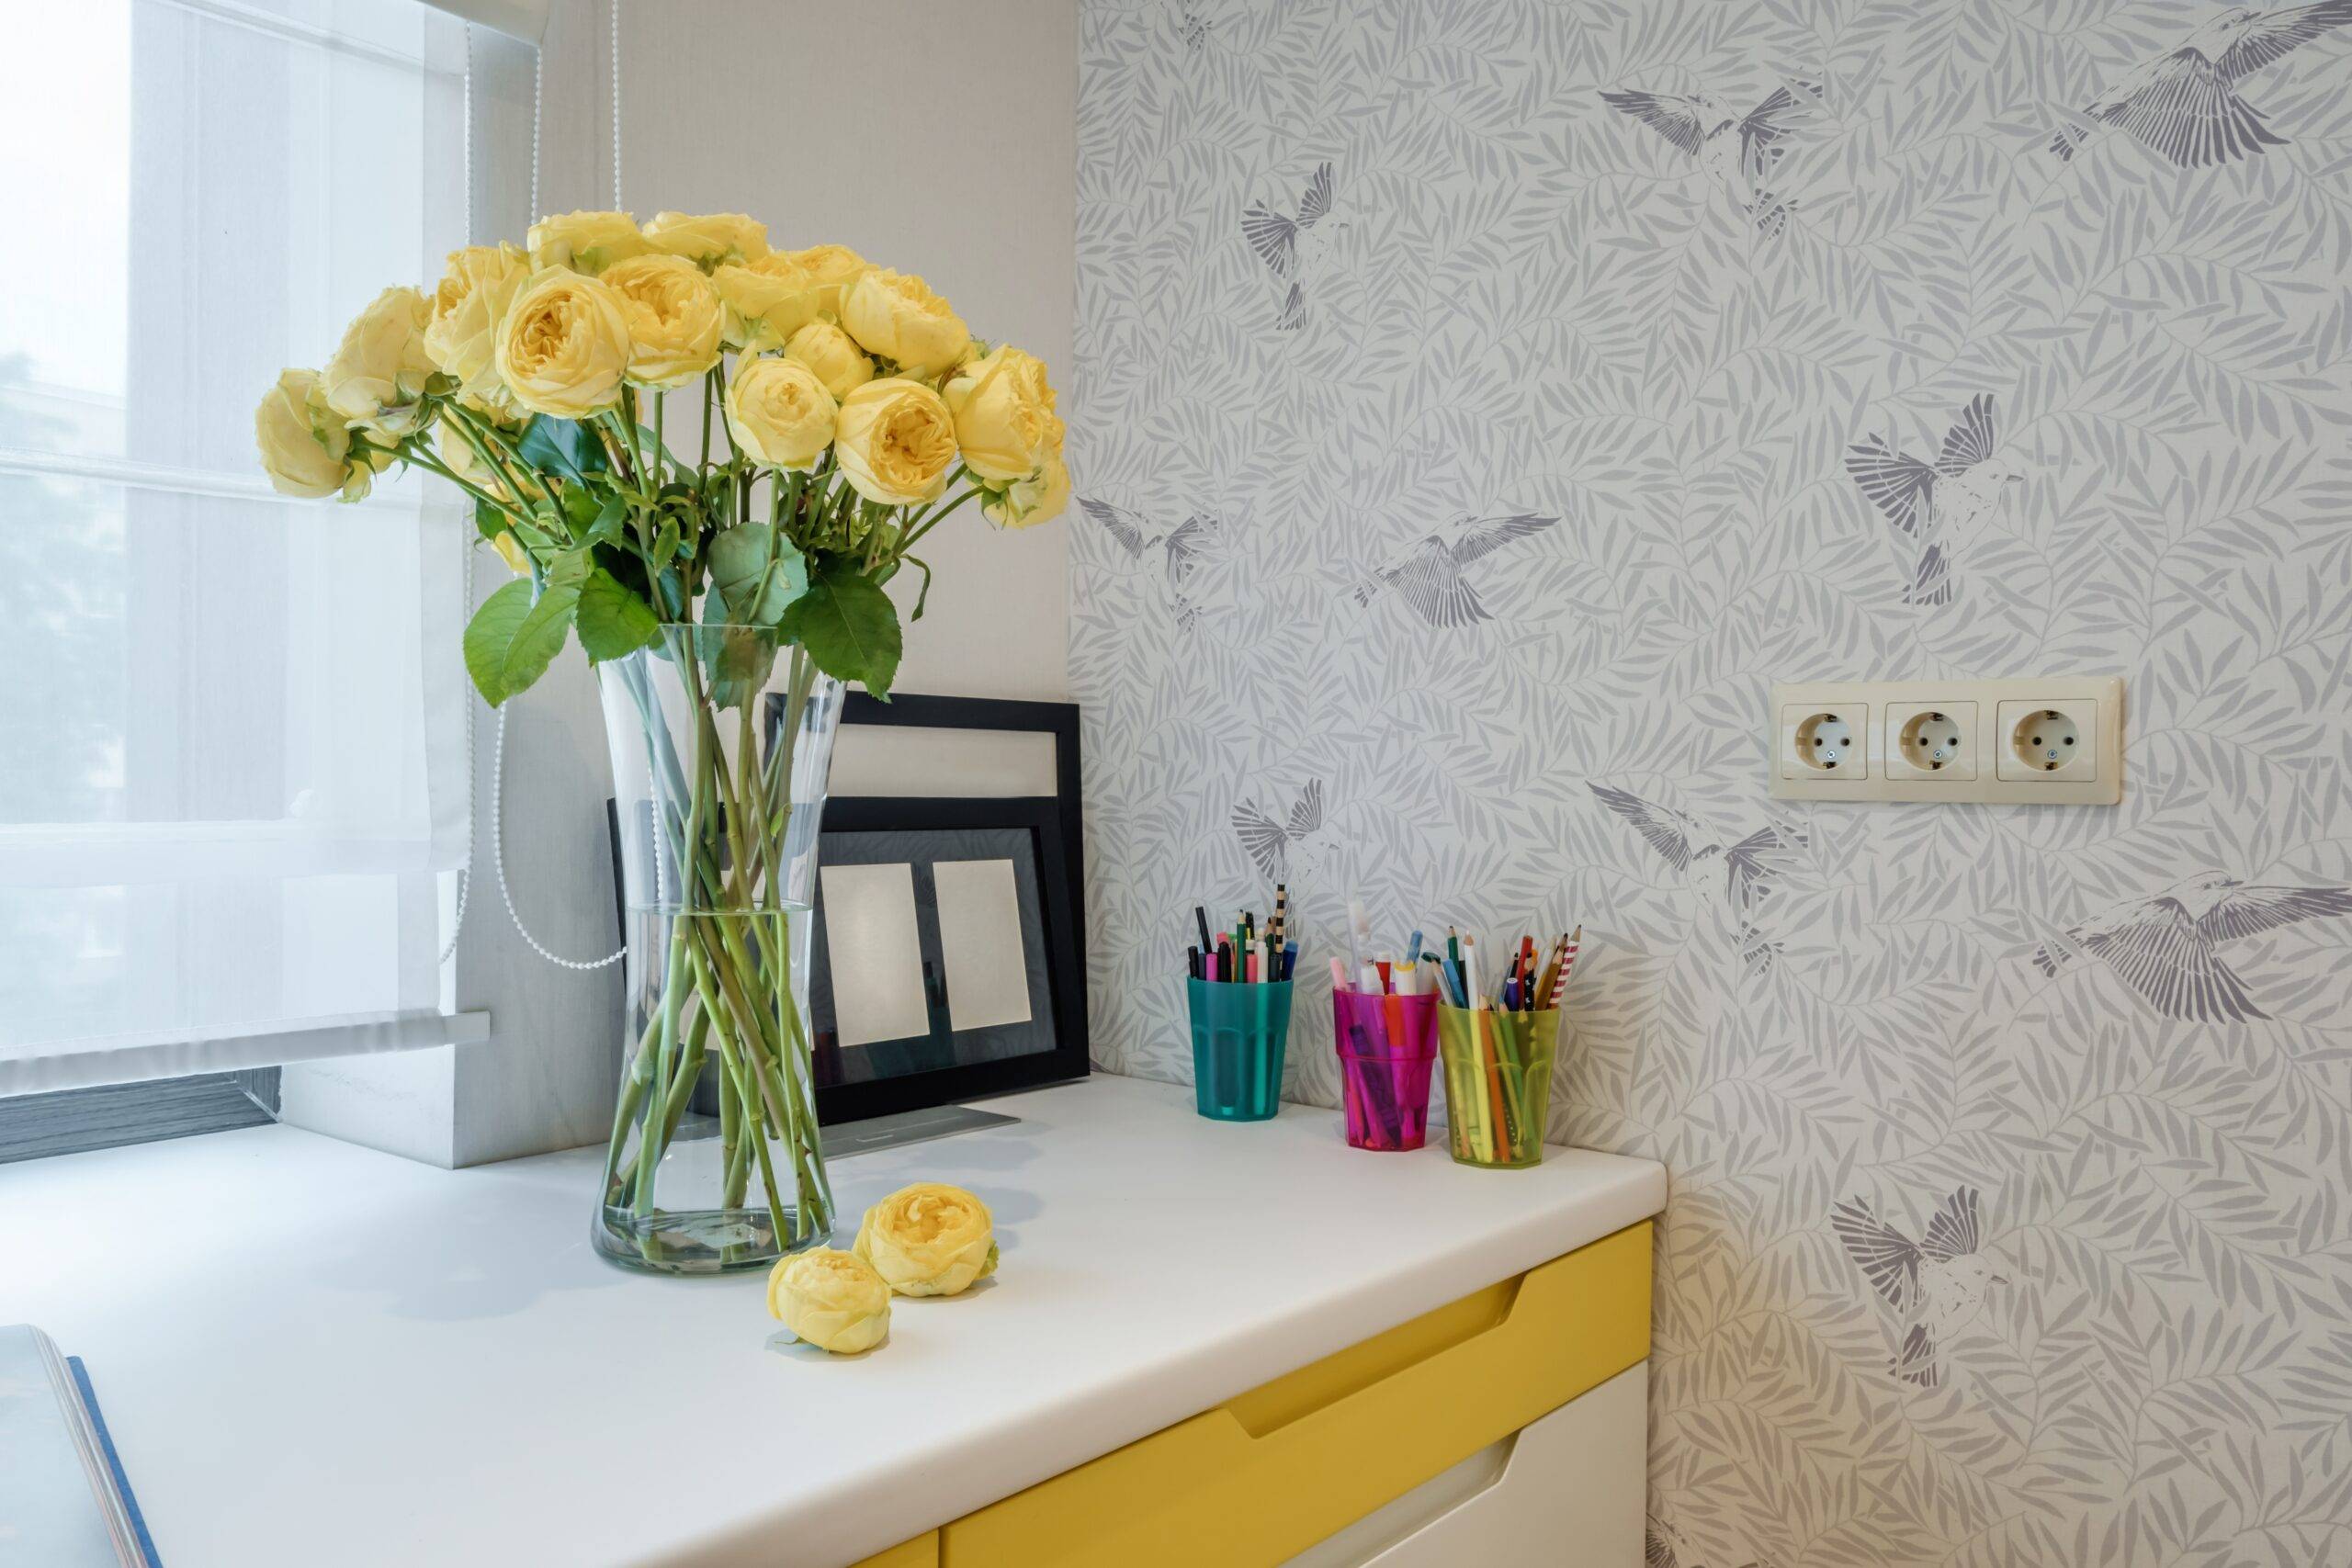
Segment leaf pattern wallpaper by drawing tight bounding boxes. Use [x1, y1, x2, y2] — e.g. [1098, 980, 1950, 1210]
[1069, 2, 2352, 1563]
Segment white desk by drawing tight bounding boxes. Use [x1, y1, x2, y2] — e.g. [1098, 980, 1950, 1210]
[1, 1074, 1665, 1568]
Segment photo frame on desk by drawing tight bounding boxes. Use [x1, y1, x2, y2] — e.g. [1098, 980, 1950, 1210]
[766, 691, 1089, 1125]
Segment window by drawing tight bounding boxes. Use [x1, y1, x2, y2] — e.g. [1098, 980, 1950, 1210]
[0, 0, 482, 1137]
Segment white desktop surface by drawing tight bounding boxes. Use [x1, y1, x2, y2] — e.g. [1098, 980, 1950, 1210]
[1, 1074, 1667, 1568]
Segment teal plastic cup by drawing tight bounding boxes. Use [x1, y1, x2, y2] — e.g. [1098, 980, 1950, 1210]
[1187, 977, 1294, 1121]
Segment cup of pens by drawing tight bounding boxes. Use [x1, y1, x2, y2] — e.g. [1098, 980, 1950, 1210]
[1185, 891, 1298, 1122]
[1427, 928, 1579, 1169]
[1331, 988, 1439, 1151]
[1436, 1005, 1559, 1168]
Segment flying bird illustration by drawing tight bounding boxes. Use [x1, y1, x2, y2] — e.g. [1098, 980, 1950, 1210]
[1590, 784, 1806, 976]
[1232, 780, 1340, 883]
[1081, 497, 1227, 630]
[2032, 872, 2352, 1022]
[1833, 1186, 2008, 1391]
[1599, 80, 1821, 236]
[2050, 2, 2352, 166]
[1351, 513, 1557, 628]
[1242, 162, 1336, 330]
[1843, 393, 2024, 608]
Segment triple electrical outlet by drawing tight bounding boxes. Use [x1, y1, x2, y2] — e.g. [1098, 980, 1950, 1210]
[1770, 677, 2124, 805]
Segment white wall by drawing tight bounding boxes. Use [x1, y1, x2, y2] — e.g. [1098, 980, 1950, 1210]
[626, 0, 1077, 704]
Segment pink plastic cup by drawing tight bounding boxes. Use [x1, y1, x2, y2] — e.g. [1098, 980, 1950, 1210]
[1332, 989, 1440, 1151]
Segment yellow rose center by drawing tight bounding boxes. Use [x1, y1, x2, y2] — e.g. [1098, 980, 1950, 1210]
[876, 398, 955, 478]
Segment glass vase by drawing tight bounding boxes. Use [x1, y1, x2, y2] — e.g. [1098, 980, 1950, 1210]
[593, 624, 843, 1273]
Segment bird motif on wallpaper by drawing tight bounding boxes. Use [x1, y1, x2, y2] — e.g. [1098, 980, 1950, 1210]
[1589, 784, 1806, 977]
[1832, 1186, 2008, 1391]
[2049, 2, 2352, 166]
[1598, 80, 1821, 236]
[1080, 497, 1227, 631]
[1232, 779, 1340, 885]
[1241, 162, 1336, 331]
[1843, 393, 2024, 609]
[2032, 872, 2352, 1022]
[1349, 513, 1557, 628]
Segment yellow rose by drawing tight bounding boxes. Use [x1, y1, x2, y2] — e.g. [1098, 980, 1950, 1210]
[783, 320, 875, 400]
[840, 269, 969, 378]
[600, 254, 723, 389]
[981, 451, 1069, 530]
[942, 345, 1058, 484]
[642, 209, 769, 268]
[424, 244, 530, 408]
[319, 286, 435, 441]
[833, 378, 958, 506]
[767, 1247, 891, 1354]
[777, 243, 870, 315]
[853, 1183, 999, 1298]
[712, 253, 824, 352]
[724, 356, 837, 470]
[493, 268, 633, 419]
[254, 368, 377, 501]
[526, 209, 645, 274]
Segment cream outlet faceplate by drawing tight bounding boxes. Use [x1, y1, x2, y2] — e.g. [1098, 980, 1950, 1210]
[1770, 677, 2123, 804]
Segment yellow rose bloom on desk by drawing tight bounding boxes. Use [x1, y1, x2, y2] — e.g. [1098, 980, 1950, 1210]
[854, 1183, 999, 1297]
[768, 1247, 892, 1354]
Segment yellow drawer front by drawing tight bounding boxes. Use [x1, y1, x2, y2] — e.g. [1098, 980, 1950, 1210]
[940, 1219, 1652, 1568]
[850, 1535, 938, 1568]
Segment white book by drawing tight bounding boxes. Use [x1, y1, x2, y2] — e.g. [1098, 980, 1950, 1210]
[0, 1325, 155, 1567]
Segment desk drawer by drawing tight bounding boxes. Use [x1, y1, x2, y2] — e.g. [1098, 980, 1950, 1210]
[938, 1220, 1651, 1568]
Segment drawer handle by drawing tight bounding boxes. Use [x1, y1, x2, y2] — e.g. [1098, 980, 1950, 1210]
[1225, 1272, 1526, 1438]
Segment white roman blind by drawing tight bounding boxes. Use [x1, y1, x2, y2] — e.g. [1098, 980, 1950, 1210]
[0, 0, 486, 1092]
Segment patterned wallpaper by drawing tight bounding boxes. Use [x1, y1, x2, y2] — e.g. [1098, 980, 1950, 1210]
[1069, 3, 2352, 1564]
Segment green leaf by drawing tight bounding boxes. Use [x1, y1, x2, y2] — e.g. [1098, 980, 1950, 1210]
[517, 415, 608, 486]
[471, 495, 508, 544]
[781, 559, 902, 696]
[707, 524, 809, 626]
[502, 583, 580, 698]
[462, 578, 536, 706]
[576, 568, 660, 662]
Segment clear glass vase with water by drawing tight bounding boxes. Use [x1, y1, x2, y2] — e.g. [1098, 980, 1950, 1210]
[593, 624, 843, 1273]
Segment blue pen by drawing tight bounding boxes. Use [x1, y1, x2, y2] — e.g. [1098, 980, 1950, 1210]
[1282, 941, 1297, 980]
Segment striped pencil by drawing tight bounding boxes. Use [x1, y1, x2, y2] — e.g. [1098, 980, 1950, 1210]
[1546, 925, 1582, 1008]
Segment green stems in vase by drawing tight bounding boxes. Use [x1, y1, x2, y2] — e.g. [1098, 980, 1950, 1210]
[594, 630, 842, 1272]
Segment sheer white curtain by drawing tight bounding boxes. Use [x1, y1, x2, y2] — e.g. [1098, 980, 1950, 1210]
[0, 0, 482, 1092]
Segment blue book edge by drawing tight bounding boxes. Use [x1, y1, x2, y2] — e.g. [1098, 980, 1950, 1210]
[65, 1356, 163, 1568]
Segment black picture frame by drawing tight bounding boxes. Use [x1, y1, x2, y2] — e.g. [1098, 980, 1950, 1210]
[766, 691, 1090, 1124]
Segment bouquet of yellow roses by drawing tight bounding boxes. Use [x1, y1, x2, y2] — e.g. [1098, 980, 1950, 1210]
[256, 209, 1067, 1273]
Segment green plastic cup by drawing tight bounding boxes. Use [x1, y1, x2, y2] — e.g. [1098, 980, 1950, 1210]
[1435, 1005, 1559, 1168]
[1187, 977, 1294, 1122]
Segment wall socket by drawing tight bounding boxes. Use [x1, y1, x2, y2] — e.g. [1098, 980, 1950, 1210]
[1770, 677, 2122, 804]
